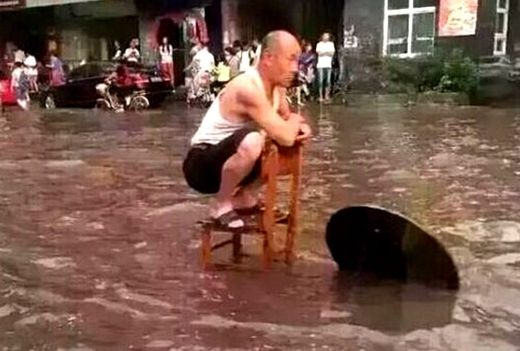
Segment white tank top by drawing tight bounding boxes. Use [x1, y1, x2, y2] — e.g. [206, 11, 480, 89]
[191, 68, 279, 146]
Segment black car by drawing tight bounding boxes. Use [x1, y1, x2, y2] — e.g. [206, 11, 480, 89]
[40, 62, 171, 109]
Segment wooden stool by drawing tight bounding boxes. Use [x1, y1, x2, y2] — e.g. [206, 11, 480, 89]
[200, 140, 304, 269]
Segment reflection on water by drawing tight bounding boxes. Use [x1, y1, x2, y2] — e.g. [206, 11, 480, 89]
[333, 272, 457, 333]
[0, 104, 519, 350]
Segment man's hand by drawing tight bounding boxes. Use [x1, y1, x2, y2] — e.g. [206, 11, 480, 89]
[296, 123, 312, 143]
[288, 113, 311, 143]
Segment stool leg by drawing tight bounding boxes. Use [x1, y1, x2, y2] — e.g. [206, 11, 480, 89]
[285, 146, 303, 264]
[262, 149, 279, 269]
[201, 225, 212, 269]
[232, 233, 242, 263]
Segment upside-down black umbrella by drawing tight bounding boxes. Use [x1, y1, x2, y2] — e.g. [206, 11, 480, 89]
[326, 205, 460, 290]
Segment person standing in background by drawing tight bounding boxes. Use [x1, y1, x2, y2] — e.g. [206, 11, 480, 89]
[123, 39, 140, 64]
[185, 41, 214, 103]
[185, 38, 203, 101]
[250, 39, 261, 67]
[340, 25, 358, 85]
[297, 42, 317, 105]
[112, 40, 122, 61]
[316, 32, 335, 103]
[11, 60, 30, 110]
[47, 51, 65, 87]
[24, 55, 38, 93]
[239, 41, 251, 73]
[213, 53, 231, 93]
[226, 46, 240, 79]
[192, 42, 215, 73]
[159, 36, 175, 90]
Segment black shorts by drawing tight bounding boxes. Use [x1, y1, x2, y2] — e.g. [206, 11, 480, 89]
[183, 127, 262, 194]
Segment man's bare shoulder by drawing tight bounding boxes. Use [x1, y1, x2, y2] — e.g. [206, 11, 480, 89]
[224, 74, 260, 105]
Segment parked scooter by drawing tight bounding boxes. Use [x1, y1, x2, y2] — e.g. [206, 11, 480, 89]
[95, 81, 150, 112]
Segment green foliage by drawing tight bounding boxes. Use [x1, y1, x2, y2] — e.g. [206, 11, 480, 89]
[381, 49, 478, 95]
[436, 49, 479, 94]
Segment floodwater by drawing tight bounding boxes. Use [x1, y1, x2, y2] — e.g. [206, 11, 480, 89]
[0, 103, 519, 350]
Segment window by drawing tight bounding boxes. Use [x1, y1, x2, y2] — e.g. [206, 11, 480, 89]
[494, 0, 509, 56]
[383, 0, 436, 57]
[388, 0, 409, 10]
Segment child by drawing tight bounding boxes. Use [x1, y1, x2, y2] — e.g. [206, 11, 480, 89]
[11, 61, 30, 110]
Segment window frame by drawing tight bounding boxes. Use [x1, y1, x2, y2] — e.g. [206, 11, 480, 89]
[383, 0, 436, 58]
[494, 0, 509, 56]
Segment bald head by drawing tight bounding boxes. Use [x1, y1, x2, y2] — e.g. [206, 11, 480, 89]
[257, 30, 301, 88]
[261, 31, 300, 56]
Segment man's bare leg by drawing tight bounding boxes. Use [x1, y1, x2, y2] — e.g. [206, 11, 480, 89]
[232, 179, 262, 210]
[211, 132, 264, 227]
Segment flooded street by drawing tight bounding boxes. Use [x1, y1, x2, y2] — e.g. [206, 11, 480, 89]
[0, 103, 519, 350]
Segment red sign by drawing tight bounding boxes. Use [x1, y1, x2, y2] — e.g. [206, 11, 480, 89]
[439, 0, 479, 37]
[0, 0, 24, 10]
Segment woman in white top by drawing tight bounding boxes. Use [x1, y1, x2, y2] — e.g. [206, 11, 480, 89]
[239, 42, 251, 73]
[159, 36, 175, 89]
[316, 32, 335, 103]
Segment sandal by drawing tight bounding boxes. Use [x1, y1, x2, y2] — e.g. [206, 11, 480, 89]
[235, 204, 262, 216]
[236, 204, 290, 224]
[211, 210, 247, 232]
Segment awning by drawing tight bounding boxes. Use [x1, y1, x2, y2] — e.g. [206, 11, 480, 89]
[25, 0, 101, 8]
[0, 0, 24, 10]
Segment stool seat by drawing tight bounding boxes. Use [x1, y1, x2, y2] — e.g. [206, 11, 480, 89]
[200, 139, 304, 269]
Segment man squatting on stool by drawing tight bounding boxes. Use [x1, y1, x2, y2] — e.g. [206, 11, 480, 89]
[183, 30, 312, 231]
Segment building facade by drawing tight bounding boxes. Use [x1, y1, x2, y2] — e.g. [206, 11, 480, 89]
[0, 0, 139, 65]
[343, 0, 520, 60]
[220, 0, 344, 47]
[0, 0, 213, 62]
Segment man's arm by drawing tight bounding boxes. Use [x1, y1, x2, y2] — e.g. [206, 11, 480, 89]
[277, 88, 293, 120]
[236, 83, 300, 147]
[277, 88, 312, 142]
[277, 89, 307, 123]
